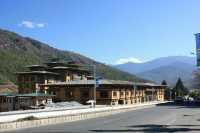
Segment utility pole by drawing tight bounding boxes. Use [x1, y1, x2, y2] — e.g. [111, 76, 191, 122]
[93, 65, 96, 108]
[83, 64, 97, 108]
[134, 85, 136, 103]
[152, 88, 154, 101]
[170, 89, 172, 101]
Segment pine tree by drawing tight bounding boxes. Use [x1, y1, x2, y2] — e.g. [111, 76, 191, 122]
[172, 78, 188, 98]
[161, 80, 167, 86]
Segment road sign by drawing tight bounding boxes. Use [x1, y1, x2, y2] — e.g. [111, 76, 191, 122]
[195, 33, 200, 66]
[95, 76, 102, 88]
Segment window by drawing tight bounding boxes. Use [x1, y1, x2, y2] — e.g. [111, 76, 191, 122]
[126, 92, 129, 95]
[70, 91, 73, 97]
[25, 83, 30, 88]
[17, 76, 22, 82]
[120, 92, 124, 96]
[38, 76, 45, 83]
[65, 90, 73, 98]
[65, 90, 69, 97]
[81, 91, 89, 97]
[53, 91, 56, 95]
[100, 91, 108, 98]
[28, 83, 32, 88]
[25, 76, 29, 82]
[3, 98, 6, 103]
[31, 76, 35, 82]
[113, 91, 117, 97]
[18, 84, 23, 89]
[9, 98, 12, 103]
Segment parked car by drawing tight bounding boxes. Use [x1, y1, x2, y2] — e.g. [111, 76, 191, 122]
[174, 96, 184, 104]
[86, 100, 96, 108]
[194, 96, 200, 105]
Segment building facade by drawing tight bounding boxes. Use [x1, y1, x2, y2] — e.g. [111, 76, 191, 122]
[16, 60, 165, 106]
[40, 80, 165, 105]
[0, 60, 165, 112]
[0, 93, 53, 112]
[16, 61, 91, 94]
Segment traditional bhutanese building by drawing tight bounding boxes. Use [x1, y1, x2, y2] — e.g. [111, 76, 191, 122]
[13, 60, 165, 109]
[16, 61, 91, 94]
[40, 80, 165, 105]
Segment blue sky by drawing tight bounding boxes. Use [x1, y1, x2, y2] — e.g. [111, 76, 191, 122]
[0, 0, 199, 64]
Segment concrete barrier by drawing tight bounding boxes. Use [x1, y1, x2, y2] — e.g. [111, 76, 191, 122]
[0, 101, 165, 132]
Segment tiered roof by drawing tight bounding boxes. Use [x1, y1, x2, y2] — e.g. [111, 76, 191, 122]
[40, 79, 166, 88]
[0, 93, 54, 97]
[16, 71, 58, 75]
[16, 60, 91, 76]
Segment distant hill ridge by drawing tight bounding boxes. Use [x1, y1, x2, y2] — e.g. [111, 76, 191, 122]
[115, 56, 197, 87]
[115, 56, 196, 73]
[0, 28, 147, 84]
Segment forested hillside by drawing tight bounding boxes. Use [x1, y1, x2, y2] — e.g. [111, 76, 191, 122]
[0, 29, 147, 84]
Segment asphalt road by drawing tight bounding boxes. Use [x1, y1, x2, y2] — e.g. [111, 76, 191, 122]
[6, 103, 200, 133]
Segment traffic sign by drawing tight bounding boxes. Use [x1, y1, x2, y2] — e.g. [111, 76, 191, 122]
[95, 76, 102, 88]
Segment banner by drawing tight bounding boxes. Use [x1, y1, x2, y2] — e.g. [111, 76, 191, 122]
[195, 33, 200, 66]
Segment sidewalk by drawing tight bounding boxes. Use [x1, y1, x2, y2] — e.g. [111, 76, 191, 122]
[0, 101, 166, 123]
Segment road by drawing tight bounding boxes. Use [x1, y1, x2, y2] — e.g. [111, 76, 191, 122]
[6, 103, 200, 133]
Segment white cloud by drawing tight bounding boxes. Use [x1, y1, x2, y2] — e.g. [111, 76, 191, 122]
[20, 21, 34, 28]
[114, 57, 143, 65]
[19, 21, 46, 29]
[36, 23, 45, 28]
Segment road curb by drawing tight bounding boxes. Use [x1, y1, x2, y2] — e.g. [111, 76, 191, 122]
[0, 101, 164, 132]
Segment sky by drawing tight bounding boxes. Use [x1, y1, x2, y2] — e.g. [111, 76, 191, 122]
[0, 0, 199, 64]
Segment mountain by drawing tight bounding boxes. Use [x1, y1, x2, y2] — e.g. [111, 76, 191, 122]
[138, 62, 196, 86]
[115, 56, 196, 74]
[114, 56, 197, 87]
[184, 77, 200, 90]
[0, 29, 147, 84]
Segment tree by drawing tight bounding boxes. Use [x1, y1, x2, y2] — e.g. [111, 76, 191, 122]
[189, 90, 200, 98]
[172, 78, 189, 98]
[161, 80, 171, 100]
[161, 80, 167, 86]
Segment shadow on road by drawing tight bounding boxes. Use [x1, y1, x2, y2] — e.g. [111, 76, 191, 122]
[90, 103, 200, 133]
[156, 101, 200, 109]
[90, 124, 200, 133]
